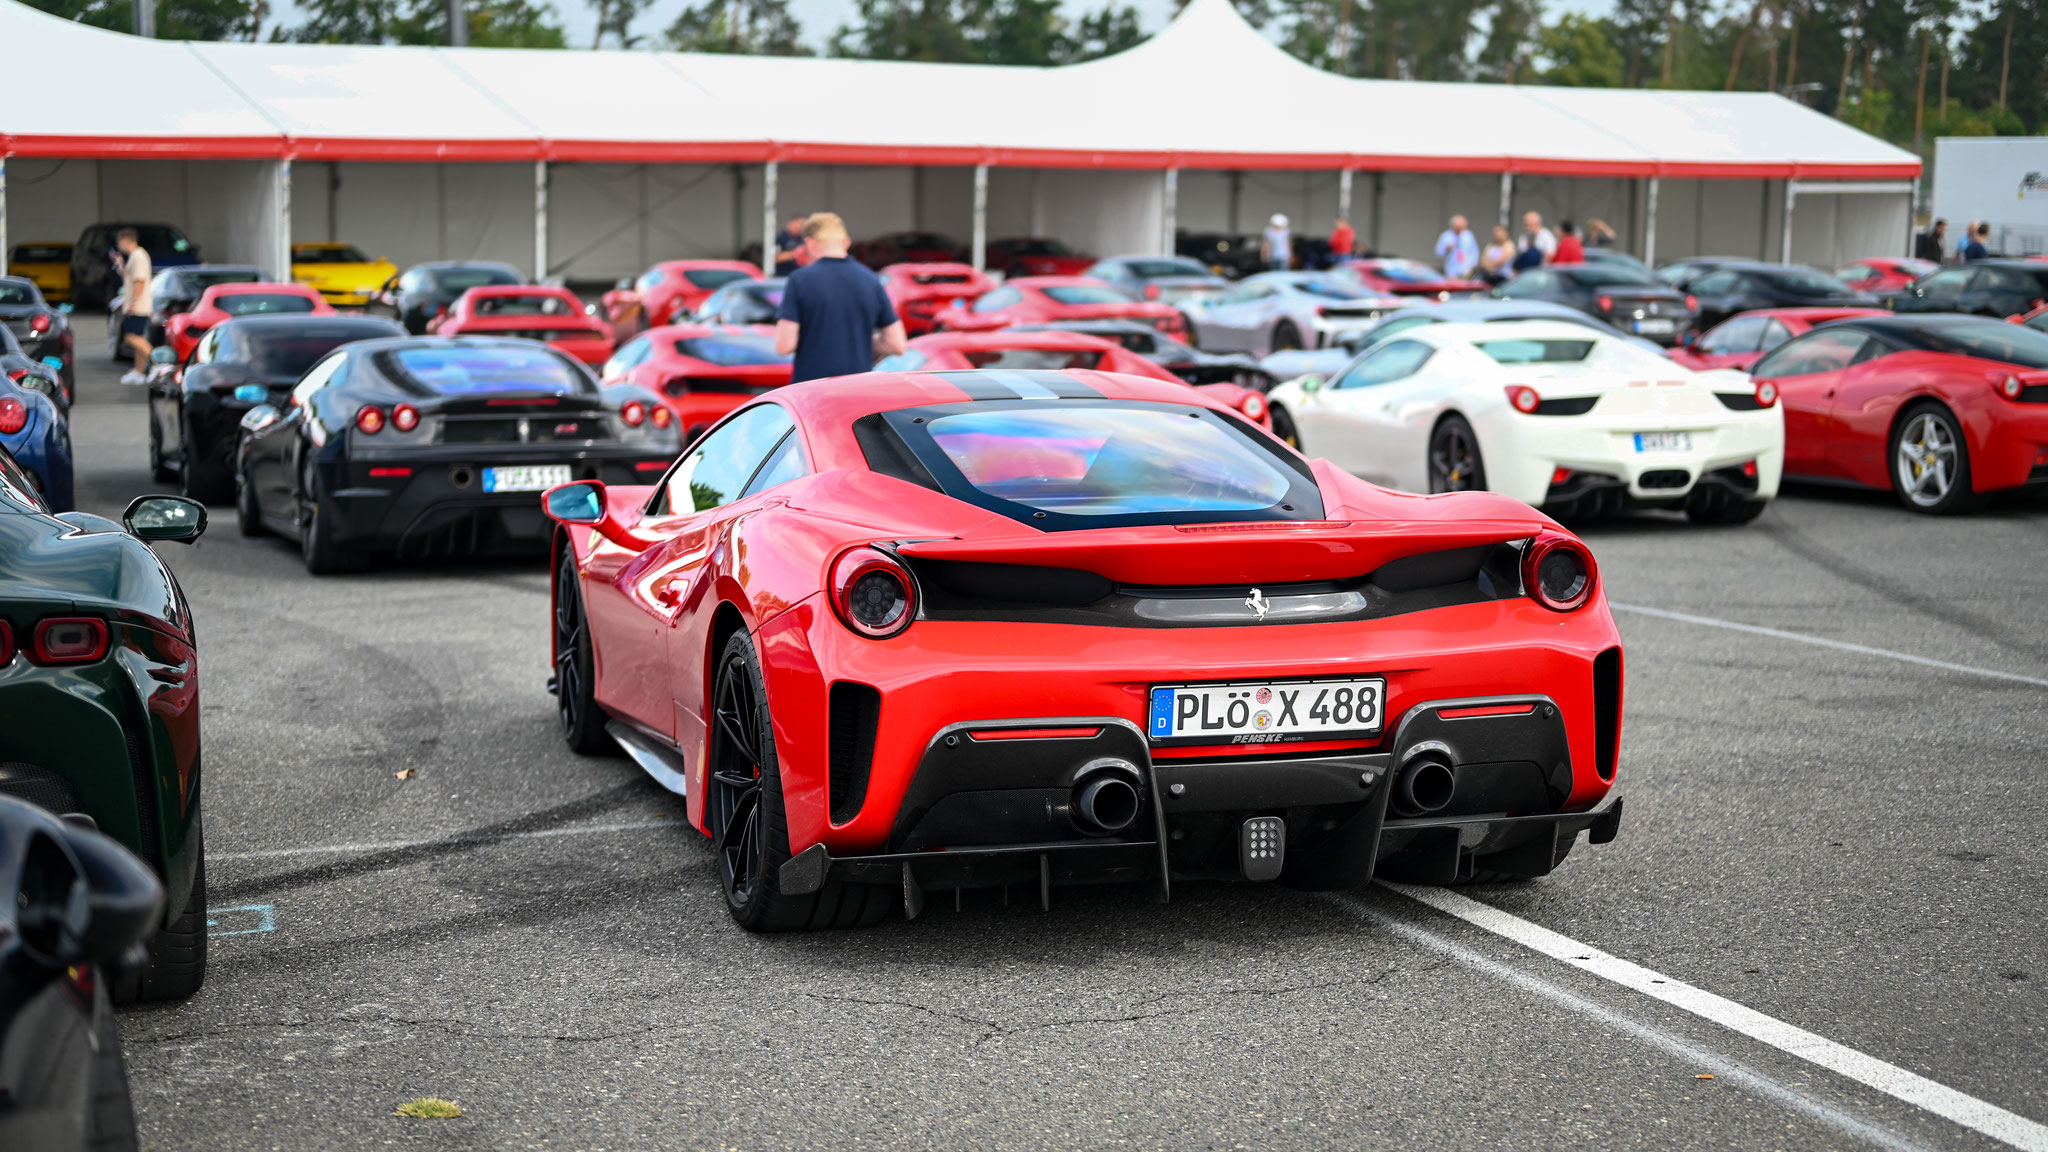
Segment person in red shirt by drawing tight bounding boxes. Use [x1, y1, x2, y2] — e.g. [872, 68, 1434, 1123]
[1329, 216, 1355, 265]
[1553, 220, 1586, 265]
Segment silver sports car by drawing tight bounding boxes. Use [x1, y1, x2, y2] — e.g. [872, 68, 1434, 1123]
[1180, 272, 1401, 357]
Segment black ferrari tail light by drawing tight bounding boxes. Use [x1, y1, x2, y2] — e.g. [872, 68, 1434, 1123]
[830, 547, 917, 640]
[31, 617, 110, 665]
[355, 405, 386, 434]
[391, 403, 420, 432]
[1522, 534, 1597, 612]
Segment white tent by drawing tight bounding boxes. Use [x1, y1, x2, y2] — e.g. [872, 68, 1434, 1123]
[0, 0, 1920, 286]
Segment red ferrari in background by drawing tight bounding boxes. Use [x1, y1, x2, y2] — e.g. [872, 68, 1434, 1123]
[601, 323, 793, 442]
[1750, 313, 2048, 513]
[882, 329, 1272, 429]
[2017, 304, 2048, 334]
[880, 263, 994, 336]
[984, 237, 1093, 279]
[1833, 257, 1939, 295]
[1336, 258, 1487, 300]
[602, 261, 763, 336]
[432, 285, 615, 366]
[936, 277, 1189, 338]
[541, 368, 1624, 931]
[165, 282, 333, 362]
[1669, 306, 1889, 372]
[852, 231, 964, 270]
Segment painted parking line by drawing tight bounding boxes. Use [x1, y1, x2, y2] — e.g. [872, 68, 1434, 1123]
[1611, 602, 2048, 689]
[207, 904, 277, 937]
[209, 819, 675, 862]
[1365, 884, 2048, 1152]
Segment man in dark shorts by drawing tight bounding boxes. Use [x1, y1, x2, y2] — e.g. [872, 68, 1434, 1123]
[116, 227, 155, 384]
[773, 213, 906, 383]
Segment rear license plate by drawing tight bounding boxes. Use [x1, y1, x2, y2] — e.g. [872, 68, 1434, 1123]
[1148, 677, 1385, 745]
[1634, 318, 1676, 334]
[483, 464, 572, 493]
[1634, 432, 1692, 452]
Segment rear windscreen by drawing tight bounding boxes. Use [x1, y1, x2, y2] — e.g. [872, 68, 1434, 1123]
[1366, 260, 1443, 283]
[294, 245, 370, 264]
[190, 269, 262, 290]
[878, 397, 1320, 529]
[0, 283, 38, 305]
[473, 293, 577, 316]
[13, 246, 67, 262]
[1476, 339, 1597, 364]
[676, 334, 789, 366]
[683, 268, 753, 290]
[1755, 268, 1855, 296]
[1563, 267, 1661, 288]
[1041, 285, 1133, 306]
[378, 345, 592, 395]
[1926, 324, 2048, 369]
[434, 267, 523, 292]
[1123, 259, 1209, 279]
[961, 348, 1105, 371]
[217, 293, 317, 317]
[243, 331, 372, 379]
[720, 286, 785, 324]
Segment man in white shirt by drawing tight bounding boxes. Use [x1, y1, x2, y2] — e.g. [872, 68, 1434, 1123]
[116, 228, 154, 384]
[1434, 215, 1480, 279]
[1260, 214, 1292, 271]
[1520, 211, 1557, 263]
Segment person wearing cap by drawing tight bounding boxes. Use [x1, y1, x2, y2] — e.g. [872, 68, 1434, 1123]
[1260, 214, 1293, 272]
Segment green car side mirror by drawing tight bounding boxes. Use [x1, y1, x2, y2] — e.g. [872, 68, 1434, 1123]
[1299, 375, 1323, 394]
[123, 495, 207, 544]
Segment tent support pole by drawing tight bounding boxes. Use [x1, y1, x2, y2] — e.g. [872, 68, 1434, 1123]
[1369, 171, 1383, 254]
[1643, 177, 1659, 267]
[760, 161, 778, 276]
[0, 157, 8, 284]
[276, 160, 291, 284]
[1498, 171, 1513, 230]
[1337, 168, 1353, 228]
[1780, 181, 1796, 264]
[1161, 167, 1178, 257]
[971, 163, 989, 274]
[533, 160, 549, 282]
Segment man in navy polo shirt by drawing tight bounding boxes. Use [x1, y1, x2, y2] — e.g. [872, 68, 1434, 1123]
[774, 213, 906, 383]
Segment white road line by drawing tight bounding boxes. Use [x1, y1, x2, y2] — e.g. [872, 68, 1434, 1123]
[1610, 602, 2048, 689]
[1328, 893, 1935, 1152]
[211, 819, 676, 861]
[1376, 884, 2048, 1152]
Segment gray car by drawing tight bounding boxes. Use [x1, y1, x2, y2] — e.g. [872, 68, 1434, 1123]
[1258, 299, 1671, 381]
[1084, 256, 1230, 307]
[1180, 272, 1401, 357]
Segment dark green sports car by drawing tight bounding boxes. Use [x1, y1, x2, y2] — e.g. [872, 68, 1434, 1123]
[0, 447, 210, 1001]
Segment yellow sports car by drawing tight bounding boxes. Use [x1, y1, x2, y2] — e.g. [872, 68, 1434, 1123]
[8, 242, 72, 302]
[290, 243, 397, 307]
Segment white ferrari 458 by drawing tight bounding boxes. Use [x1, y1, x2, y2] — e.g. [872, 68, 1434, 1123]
[1265, 320, 1784, 523]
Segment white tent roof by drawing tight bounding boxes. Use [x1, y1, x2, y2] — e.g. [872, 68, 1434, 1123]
[0, 0, 1919, 178]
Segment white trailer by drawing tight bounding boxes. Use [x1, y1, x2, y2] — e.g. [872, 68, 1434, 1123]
[1931, 137, 2048, 258]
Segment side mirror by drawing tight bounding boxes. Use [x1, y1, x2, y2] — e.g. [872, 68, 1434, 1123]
[543, 480, 657, 550]
[0, 794, 164, 983]
[149, 347, 176, 366]
[1300, 375, 1323, 394]
[58, 303, 74, 315]
[123, 495, 207, 544]
[232, 384, 268, 403]
[40, 356, 63, 370]
[241, 404, 281, 433]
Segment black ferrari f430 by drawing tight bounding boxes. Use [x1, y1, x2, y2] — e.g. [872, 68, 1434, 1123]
[234, 336, 681, 573]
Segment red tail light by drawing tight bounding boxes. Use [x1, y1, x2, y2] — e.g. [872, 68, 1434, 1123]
[1741, 459, 1759, 478]
[1144, 284, 1161, 300]
[620, 400, 647, 427]
[830, 547, 916, 639]
[1550, 467, 1573, 485]
[1239, 393, 1266, 420]
[0, 397, 27, 435]
[29, 314, 51, 335]
[1522, 534, 1597, 612]
[0, 620, 12, 665]
[649, 405, 673, 429]
[391, 403, 420, 432]
[1753, 379, 1779, 408]
[1597, 295, 1614, 312]
[368, 466, 411, 478]
[1997, 373, 2023, 399]
[1504, 385, 1541, 414]
[31, 617, 110, 664]
[355, 405, 386, 434]
[1685, 295, 1699, 311]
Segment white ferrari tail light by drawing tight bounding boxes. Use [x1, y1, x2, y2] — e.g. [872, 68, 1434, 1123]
[1504, 385, 1541, 414]
[831, 548, 916, 639]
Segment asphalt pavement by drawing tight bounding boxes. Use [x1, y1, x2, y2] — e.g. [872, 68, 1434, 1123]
[58, 346, 2048, 1151]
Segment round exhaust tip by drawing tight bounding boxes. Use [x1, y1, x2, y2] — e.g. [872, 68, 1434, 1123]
[1072, 770, 1142, 835]
[1392, 756, 1456, 817]
[450, 466, 473, 489]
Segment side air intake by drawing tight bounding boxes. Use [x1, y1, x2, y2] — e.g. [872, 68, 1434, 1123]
[828, 682, 881, 824]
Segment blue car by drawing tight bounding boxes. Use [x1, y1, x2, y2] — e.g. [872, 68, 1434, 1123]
[0, 375, 73, 512]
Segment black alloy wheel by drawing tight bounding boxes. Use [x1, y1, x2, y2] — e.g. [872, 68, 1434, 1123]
[298, 472, 368, 575]
[234, 458, 267, 537]
[1269, 320, 1303, 352]
[553, 546, 611, 755]
[180, 416, 232, 504]
[148, 410, 176, 483]
[1270, 404, 1301, 449]
[706, 631, 891, 932]
[1428, 414, 1487, 493]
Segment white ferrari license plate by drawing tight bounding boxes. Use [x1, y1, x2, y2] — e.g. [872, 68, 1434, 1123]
[483, 464, 572, 493]
[1634, 318, 1676, 335]
[1148, 677, 1385, 745]
[1633, 432, 1692, 453]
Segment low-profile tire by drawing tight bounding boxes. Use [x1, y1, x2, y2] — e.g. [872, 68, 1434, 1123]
[234, 463, 267, 538]
[554, 545, 613, 756]
[1427, 414, 1487, 493]
[1889, 402, 1985, 515]
[299, 487, 368, 575]
[112, 843, 207, 1003]
[180, 418, 233, 504]
[708, 631, 892, 932]
[1686, 497, 1768, 525]
[87, 988, 139, 1152]
[147, 412, 176, 483]
[1270, 404, 1302, 449]
[1269, 320, 1303, 353]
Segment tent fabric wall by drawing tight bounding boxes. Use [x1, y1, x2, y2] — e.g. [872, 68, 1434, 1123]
[1786, 190, 1910, 270]
[545, 163, 744, 281]
[1652, 179, 1783, 263]
[291, 162, 535, 278]
[5, 157, 283, 273]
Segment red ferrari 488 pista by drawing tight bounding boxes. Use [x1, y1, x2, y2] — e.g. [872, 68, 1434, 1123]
[543, 369, 1624, 930]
